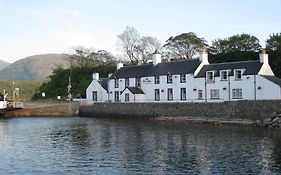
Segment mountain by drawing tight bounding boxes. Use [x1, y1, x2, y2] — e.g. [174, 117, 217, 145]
[0, 60, 11, 71]
[0, 54, 70, 80]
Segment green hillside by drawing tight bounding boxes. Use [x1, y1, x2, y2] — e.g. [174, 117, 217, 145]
[0, 80, 43, 101]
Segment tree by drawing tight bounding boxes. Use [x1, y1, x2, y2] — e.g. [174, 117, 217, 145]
[117, 26, 162, 63]
[209, 34, 261, 63]
[117, 26, 141, 62]
[162, 32, 207, 60]
[266, 33, 281, 78]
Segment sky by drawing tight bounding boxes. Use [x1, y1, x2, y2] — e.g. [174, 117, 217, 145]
[0, 0, 281, 63]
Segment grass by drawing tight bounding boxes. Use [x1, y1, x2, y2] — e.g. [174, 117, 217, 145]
[0, 80, 44, 101]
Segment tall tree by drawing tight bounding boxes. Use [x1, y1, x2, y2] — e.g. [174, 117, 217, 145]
[118, 26, 162, 63]
[209, 34, 261, 63]
[117, 26, 141, 62]
[266, 33, 281, 78]
[162, 32, 207, 60]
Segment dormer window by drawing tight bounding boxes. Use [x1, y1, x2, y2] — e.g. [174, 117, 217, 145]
[136, 78, 141, 87]
[180, 74, 186, 83]
[206, 71, 215, 83]
[114, 78, 119, 88]
[220, 70, 228, 81]
[234, 69, 242, 80]
[167, 74, 173, 84]
[125, 78, 129, 87]
[155, 76, 160, 84]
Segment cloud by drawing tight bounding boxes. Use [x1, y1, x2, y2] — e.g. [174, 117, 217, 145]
[32, 10, 47, 17]
[60, 9, 81, 18]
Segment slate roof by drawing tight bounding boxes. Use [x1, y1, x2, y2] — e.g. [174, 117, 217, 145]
[99, 78, 108, 91]
[123, 87, 145, 94]
[261, 75, 281, 87]
[109, 59, 201, 79]
[195, 60, 263, 78]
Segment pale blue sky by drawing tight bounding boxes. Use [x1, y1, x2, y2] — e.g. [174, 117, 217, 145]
[0, 0, 281, 62]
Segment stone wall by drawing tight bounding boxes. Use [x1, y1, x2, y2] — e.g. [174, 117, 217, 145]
[79, 100, 281, 120]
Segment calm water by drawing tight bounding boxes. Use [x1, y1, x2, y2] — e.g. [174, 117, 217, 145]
[0, 117, 281, 175]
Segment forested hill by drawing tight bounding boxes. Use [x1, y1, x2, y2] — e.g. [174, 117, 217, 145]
[0, 54, 70, 80]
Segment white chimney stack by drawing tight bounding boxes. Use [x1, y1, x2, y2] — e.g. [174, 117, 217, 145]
[92, 73, 99, 80]
[199, 48, 209, 64]
[259, 49, 269, 64]
[153, 50, 162, 66]
[117, 62, 123, 70]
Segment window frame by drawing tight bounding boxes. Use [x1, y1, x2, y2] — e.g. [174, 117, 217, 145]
[114, 78, 119, 88]
[220, 70, 228, 81]
[232, 88, 243, 99]
[125, 93, 130, 102]
[167, 88, 173, 101]
[125, 78, 129, 87]
[234, 69, 243, 80]
[180, 74, 186, 83]
[210, 89, 219, 99]
[136, 78, 141, 87]
[206, 71, 215, 83]
[180, 88, 186, 100]
[114, 91, 119, 102]
[198, 90, 203, 99]
[155, 89, 160, 101]
[155, 76, 160, 84]
[167, 74, 173, 84]
[92, 91, 97, 101]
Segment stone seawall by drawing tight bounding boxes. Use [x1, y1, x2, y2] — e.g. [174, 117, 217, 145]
[4, 103, 80, 117]
[79, 100, 281, 121]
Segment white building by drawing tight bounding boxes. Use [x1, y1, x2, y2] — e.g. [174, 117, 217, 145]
[86, 50, 281, 103]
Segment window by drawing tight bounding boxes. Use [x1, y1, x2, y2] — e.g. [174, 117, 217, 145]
[198, 90, 203, 99]
[136, 78, 141, 87]
[155, 89, 160, 101]
[180, 74, 186, 83]
[114, 91, 119, 102]
[92, 91, 97, 101]
[234, 69, 242, 80]
[114, 78, 119, 88]
[125, 93, 130, 102]
[220, 70, 228, 81]
[210, 89, 219, 99]
[125, 78, 129, 87]
[167, 74, 173, 84]
[180, 88, 186, 100]
[232, 88, 242, 99]
[155, 76, 160, 84]
[206, 71, 215, 83]
[168, 88, 173, 101]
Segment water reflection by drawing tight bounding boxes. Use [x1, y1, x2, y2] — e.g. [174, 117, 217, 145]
[0, 117, 281, 174]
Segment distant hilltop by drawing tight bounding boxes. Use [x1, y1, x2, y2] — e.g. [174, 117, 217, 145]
[0, 60, 11, 71]
[0, 54, 70, 80]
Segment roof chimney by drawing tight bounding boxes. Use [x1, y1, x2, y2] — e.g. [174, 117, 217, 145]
[199, 48, 209, 64]
[117, 62, 123, 70]
[153, 50, 162, 66]
[92, 73, 99, 80]
[259, 49, 268, 64]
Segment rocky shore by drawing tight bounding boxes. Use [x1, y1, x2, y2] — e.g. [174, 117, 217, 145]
[256, 112, 281, 128]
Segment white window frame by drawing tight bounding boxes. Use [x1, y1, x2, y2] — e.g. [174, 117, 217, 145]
[180, 88, 186, 100]
[232, 88, 242, 99]
[114, 91, 119, 102]
[155, 89, 160, 101]
[167, 88, 173, 101]
[180, 74, 186, 83]
[210, 89, 219, 99]
[206, 71, 215, 83]
[167, 74, 173, 84]
[114, 78, 119, 88]
[92, 91, 97, 101]
[220, 70, 228, 81]
[155, 76, 160, 84]
[125, 78, 129, 87]
[125, 93, 130, 102]
[198, 90, 203, 99]
[136, 78, 141, 87]
[234, 69, 243, 80]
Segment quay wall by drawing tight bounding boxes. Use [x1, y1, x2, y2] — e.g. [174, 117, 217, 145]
[79, 100, 281, 120]
[4, 103, 80, 117]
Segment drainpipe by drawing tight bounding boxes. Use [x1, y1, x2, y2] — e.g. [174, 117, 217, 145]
[205, 77, 207, 102]
[254, 75, 257, 101]
[228, 74, 231, 101]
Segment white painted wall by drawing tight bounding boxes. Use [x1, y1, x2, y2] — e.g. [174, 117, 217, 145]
[86, 80, 108, 102]
[256, 76, 281, 100]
